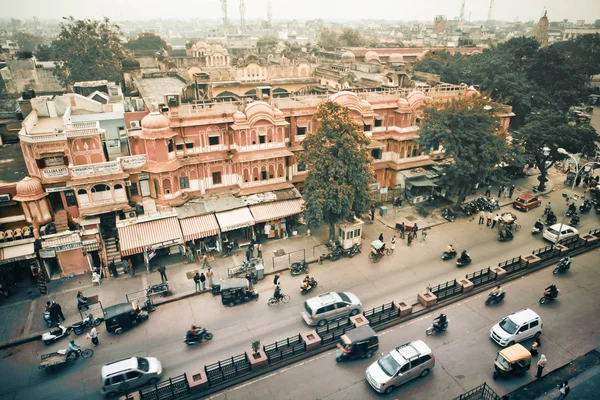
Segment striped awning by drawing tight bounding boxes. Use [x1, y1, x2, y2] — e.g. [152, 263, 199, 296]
[179, 214, 220, 241]
[118, 217, 184, 256]
[215, 207, 255, 232]
[0, 242, 36, 265]
[249, 199, 304, 223]
[42, 234, 81, 248]
[82, 240, 101, 252]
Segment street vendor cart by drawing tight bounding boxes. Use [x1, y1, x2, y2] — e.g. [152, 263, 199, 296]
[38, 348, 93, 374]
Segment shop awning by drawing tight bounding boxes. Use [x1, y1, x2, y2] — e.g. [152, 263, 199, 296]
[118, 217, 184, 256]
[42, 234, 81, 248]
[215, 207, 255, 232]
[0, 242, 36, 265]
[249, 199, 304, 223]
[406, 177, 438, 188]
[82, 239, 101, 252]
[179, 214, 220, 241]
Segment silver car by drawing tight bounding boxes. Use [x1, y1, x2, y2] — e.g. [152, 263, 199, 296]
[366, 340, 435, 394]
[301, 292, 362, 327]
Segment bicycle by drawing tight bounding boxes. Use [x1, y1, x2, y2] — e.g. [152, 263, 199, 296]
[385, 248, 394, 256]
[267, 294, 291, 307]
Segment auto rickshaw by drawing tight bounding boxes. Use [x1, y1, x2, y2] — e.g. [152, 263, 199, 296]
[335, 325, 379, 362]
[493, 343, 531, 380]
[220, 278, 259, 307]
[103, 301, 148, 335]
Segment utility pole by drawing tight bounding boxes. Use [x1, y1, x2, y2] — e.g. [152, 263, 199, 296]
[221, 0, 228, 27]
[239, 0, 246, 33]
[487, 0, 494, 22]
[460, 0, 466, 22]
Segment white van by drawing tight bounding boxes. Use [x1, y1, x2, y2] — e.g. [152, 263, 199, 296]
[490, 308, 542, 347]
[101, 356, 162, 398]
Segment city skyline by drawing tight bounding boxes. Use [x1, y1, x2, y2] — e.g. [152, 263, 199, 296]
[3, 0, 600, 23]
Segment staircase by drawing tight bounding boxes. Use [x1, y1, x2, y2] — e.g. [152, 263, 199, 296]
[54, 210, 69, 232]
[105, 237, 122, 271]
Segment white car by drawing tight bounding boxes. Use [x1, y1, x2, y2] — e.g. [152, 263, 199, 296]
[490, 309, 542, 347]
[542, 223, 578, 242]
[101, 357, 162, 398]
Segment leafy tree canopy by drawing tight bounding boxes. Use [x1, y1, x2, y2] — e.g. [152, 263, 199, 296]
[419, 95, 510, 207]
[552, 33, 600, 77]
[51, 16, 129, 87]
[126, 33, 170, 51]
[35, 44, 55, 61]
[14, 32, 44, 52]
[339, 28, 365, 47]
[317, 27, 340, 51]
[299, 100, 375, 239]
[412, 50, 468, 84]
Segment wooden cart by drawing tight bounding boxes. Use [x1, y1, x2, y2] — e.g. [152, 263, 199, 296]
[38, 349, 93, 374]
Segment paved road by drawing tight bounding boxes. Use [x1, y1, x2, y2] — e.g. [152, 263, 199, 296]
[0, 186, 597, 400]
[206, 249, 600, 400]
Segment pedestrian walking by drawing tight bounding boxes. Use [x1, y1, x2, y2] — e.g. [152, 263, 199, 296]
[87, 325, 99, 346]
[273, 273, 281, 287]
[186, 246, 194, 263]
[575, 175, 582, 187]
[487, 212, 493, 227]
[530, 338, 540, 356]
[390, 235, 396, 250]
[399, 222, 405, 239]
[193, 272, 201, 293]
[245, 248, 252, 262]
[412, 223, 418, 240]
[46, 301, 58, 326]
[370, 208, 375, 222]
[491, 214, 500, 229]
[485, 185, 492, 197]
[536, 354, 547, 378]
[556, 381, 570, 400]
[509, 185, 515, 198]
[109, 260, 118, 277]
[257, 243, 263, 259]
[407, 232, 413, 245]
[503, 186, 510, 198]
[199, 272, 206, 291]
[378, 233, 384, 242]
[201, 254, 210, 269]
[158, 265, 168, 282]
[498, 185, 504, 198]
[478, 210, 485, 225]
[206, 267, 214, 287]
[420, 228, 428, 242]
[128, 258, 135, 276]
[51, 301, 65, 322]
[77, 291, 89, 311]
[120, 259, 128, 275]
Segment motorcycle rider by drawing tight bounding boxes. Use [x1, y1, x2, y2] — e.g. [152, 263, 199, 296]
[545, 284, 559, 299]
[546, 210, 557, 224]
[301, 275, 312, 291]
[433, 313, 447, 330]
[490, 285, 504, 299]
[187, 325, 201, 341]
[543, 203, 552, 216]
[459, 250, 470, 263]
[66, 340, 81, 359]
[559, 256, 573, 269]
[445, 244, 455, 254]
[534, 219, 544, 231]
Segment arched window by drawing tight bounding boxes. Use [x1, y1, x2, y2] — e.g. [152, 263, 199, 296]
[399, 147, 405, 158]
[407, 146, 412, 158]
[277, 164, 285, 178]
[163, 179, 172, 194]
[77, 189, 90, 205]
[114, 184, 126, 201]
[269, 165, 275, 179]
[243, 169, 250, 183]
[91, 184, 111, 203]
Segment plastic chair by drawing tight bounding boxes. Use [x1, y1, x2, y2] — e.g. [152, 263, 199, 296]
[0, 231, 5, 242]
[13, 228, 22, 240]
[22, 226, 31, 237]
[4, 230, 13, 241]
[92, 272, 101, 285]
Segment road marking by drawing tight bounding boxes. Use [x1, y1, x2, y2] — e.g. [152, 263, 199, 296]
[280, 351, 333, 373]
[22, 301, 37, 339]
[225, 372, 278, 392]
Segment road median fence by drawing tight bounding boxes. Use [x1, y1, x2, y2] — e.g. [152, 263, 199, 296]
[121, 227, 600, 400]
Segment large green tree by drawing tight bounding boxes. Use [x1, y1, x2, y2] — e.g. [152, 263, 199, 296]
[419, 95, 510, 208]
[552, 33, 600, 78]
[317, 28, 340, 51]
[412, 50, 468, 84]
[299, 101, 374, 239]
[51, 17, 129, 87]
[339, 28, 365, 47]
[14, 32, 44, 52]
[513, 111, 600, 191]
[126, 33, 170, 51]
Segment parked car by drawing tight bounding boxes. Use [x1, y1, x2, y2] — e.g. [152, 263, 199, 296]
[543, 224, 579, 242]
[366, 340, 435, 394]
[301, 292, 362, 327]
[490, 309, 542, 347]
[101, 356, 162, 398]
[513, 194, 541, 212]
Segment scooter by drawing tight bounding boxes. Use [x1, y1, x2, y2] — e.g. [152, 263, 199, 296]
[553, 257, 572, 274]
[426, 320, 449, 336]
[290, 259, 309, 276]
[456, 254, 472, 267]
[485, 292, 505, 306]
[72, 313, 103, 335]
[532, 221, 544, 235]
[184, 328, 213, 345]
[442, 250, 457, 260]
[300, 278, 318, 294]
[42, 325, 71, 345]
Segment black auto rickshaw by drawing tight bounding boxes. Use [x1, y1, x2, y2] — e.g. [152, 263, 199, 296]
[220, 278, 259, 307]
[335, 325, 379, 362]
[104, 301, 148, 335]
[493, 343, 531, 380]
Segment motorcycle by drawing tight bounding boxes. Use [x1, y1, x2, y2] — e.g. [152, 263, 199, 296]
[300, 277, 318, 294]
[442, 208, 456, 222]
[566, 205, 576, 218]
[343, 243, 361, 258]
[147, 282, 169, 296]
[456, 253, 472, 267]
[542, 204, 552, 217]
[539, 289, 559, 304]
[485, 292, 505, 306]
[318, 248, 343, 264]
[570, 213, 580, 227]
[545, 213, 557, 226]
[325, 240, 341, 252]
[290, 259, 309, 276]
[532, 221, 544, 235]
[184, 327, 213, 345]
[71, 313, 103, 335]
[498, 229, 514, 242]
[442, 250, 457, 260]
[553, 257, 572, 274]
[580, 200, 592, 213]
[426, 320, 449, 336]
[42, 325, 71, 345]
[43, 310, 54, 328]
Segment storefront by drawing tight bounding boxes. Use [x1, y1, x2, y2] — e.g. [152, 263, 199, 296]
[117, 216, 184, 260]
[40, 233, 88, 278]
[178, 213, 221, 254]
[215, 207, 255, 247]
[0, 240, 40, 295]
[249, 198, 304, 240]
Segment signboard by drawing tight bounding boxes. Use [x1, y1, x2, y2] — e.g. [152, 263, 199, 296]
[121, 155, 147, 169]
[138, 173, 150, 180]
[380, 187, 388, 194]
[45, 186, 73, 193]
[42, 167, 69, 178]
[71, 163, 121, 177]
[82, 239, 98, 246]
[44, 156, 65, 167]
[39, 248, 56, 258]
[54, 242, 83, 252]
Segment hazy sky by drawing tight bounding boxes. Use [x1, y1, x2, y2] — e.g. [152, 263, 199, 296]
[3, 0, 600, 23]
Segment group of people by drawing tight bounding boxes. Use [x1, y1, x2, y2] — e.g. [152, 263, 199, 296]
[193, 268, 214, 292]
[45, 301, 65, 326]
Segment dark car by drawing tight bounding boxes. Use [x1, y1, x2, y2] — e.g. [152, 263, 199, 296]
[513, 194, 541, 212]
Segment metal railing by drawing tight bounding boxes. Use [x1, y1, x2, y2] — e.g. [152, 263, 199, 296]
[532, 245, 557, 260]
[466, 268, 495, 287]
[498, 256, 521, 269]
[452, 382, 502, 400]
[138, 373, 190, 400]
[500, 256, 527, 275]
[263, 334, 307, 364]
[317, 318, 354, 345]
[589, 228, 600, 236]
[363, 302, 398, 327]
[430, 279, 462, 300]
[271, 249, 306, 270]
[204, 353, 252, 386]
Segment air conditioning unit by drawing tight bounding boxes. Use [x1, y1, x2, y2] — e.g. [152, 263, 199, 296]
[123, 207, 137, 219]
[130, 121, 140, 129]
[0, 194, 11, 202]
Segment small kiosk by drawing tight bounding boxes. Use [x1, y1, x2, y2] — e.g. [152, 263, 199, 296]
[337, 219, 364, 250]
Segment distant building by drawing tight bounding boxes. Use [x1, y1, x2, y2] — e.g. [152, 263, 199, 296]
[433, 16, 447, 34]
[563, 27, 600, 40]
[0, 58, 65, 95]
[535, 11, 549, 46]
